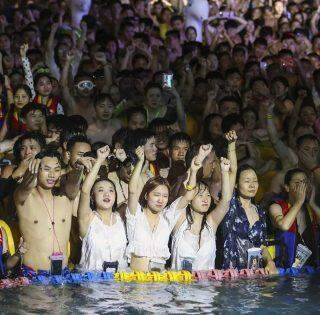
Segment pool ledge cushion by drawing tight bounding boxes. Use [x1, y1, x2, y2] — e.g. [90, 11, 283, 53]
[0, 266, 319, 288]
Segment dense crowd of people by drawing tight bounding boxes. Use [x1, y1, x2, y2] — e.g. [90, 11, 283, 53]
[0, 0, 320, 278]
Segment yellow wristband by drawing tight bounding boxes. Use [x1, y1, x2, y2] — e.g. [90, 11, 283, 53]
[185, 184, 196, 191]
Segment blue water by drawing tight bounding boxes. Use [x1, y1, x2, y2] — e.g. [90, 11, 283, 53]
[1, 275, 319, 314]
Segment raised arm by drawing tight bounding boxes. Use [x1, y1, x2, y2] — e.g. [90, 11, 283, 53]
[45, 22, 61, 80]
[4, 75, 13, 111]
[225, 130, 238, 193]
[309, 187, 320, 221]
[61, 51, 76, 114]
[78, 145, 110, 238]
[177, 144, 213, 210]
[232, 16, 248, 34]
[128, 146, 145, 215]
[311, 9, 320, 35]
[169, 87, 186, 131]
[208, 158, 232, 230]
[13, 159, 41, 206]
[20, 44, 36, 98]
[94, 52, 113, 92]
[269, 182, 306, 231]
[266, 102, 297, 169]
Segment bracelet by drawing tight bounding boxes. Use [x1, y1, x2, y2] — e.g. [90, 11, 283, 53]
[184, 184, 196, 191]
[266, 114, 273, 120]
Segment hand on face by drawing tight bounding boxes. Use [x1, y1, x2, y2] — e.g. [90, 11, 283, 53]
[293, 182, 307, 204]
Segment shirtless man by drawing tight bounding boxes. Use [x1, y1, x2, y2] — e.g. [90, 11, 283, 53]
[61, 52, 96, 123]
[13, 150, 79, 271]
[86, 93, 121, 144]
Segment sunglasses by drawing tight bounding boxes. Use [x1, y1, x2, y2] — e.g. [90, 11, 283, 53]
[76, 80, 95, 90]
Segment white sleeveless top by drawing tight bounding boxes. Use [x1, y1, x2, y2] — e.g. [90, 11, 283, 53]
[171, 220, 216, 270]
[126, 197, 183, 265]
[79, 212, 128, 271]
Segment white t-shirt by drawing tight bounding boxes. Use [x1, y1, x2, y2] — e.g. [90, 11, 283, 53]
[79, 212, 128, 271]
[171, 220, 216, 270]
[126, 198, 183, 265]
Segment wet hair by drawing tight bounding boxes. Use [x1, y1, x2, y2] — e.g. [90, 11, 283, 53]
[34, 72, 52, 88]
[296, 134, 319, 148]
[13, 84, 32, 99]
[67, 115, 88, 133]
[13, 132, 46, 163]
[186, 181, 214, 246]
[225, 67, 242, 78]
[112, 127, 130, 149]
[139, 176, 170, 209]
[145, 82, 162, 94]
[203, 114, 222, 141]
[232, 44, 247, 56]
[46, 114, 67, 131]
[222, 114, 244, 133]
[90, 177, 118, 212]
[185, 26, 197, 36]
[133, 32, 150, 46]
[66, 135, 91, 152]
[94, 93, 115, 107]
[124, 128, 155, 155]
[169, 132, 191, 149]
[219, 96, 242, 110]
[242, 107, 259, 122]
[126, 106, 147, 123]
[132, 53, 149, 66]
[60, 128, 85, 148]
[244, 61, 260, 74]
[249, 76, 268, 89]
[166, 29, 180, 40]
[92, 141, 107, 153]
[148, 118, 171, 131]
[171, 14, 184, 23]
[254, 37, 268, 47]
[236, 164, 257, 185]
[272, 75, 289, 88]
[35, 149, 63, 167]
[20, 102, 46, 119]
[284, 168, 306, 186]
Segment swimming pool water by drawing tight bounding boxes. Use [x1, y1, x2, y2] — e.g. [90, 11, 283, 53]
[1, 275, 319, 314]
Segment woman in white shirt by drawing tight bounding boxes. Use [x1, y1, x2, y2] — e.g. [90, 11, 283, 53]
[170, 131, 237, 271]
[171, 131, 237, 271]
[78, 145, 127, 272]
[126, 145, 203, 272]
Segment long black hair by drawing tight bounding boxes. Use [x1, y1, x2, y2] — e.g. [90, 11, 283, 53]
[186, 181, 215, 247]
[90, 177, 118, 213]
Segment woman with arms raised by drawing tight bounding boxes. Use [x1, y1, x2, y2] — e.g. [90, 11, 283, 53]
[170, 131, 237, 271]
[126, 145, 209, 272]
[78, 145, 127, 272]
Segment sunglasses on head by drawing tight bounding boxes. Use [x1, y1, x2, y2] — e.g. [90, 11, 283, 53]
[76, 80, 95, 90]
